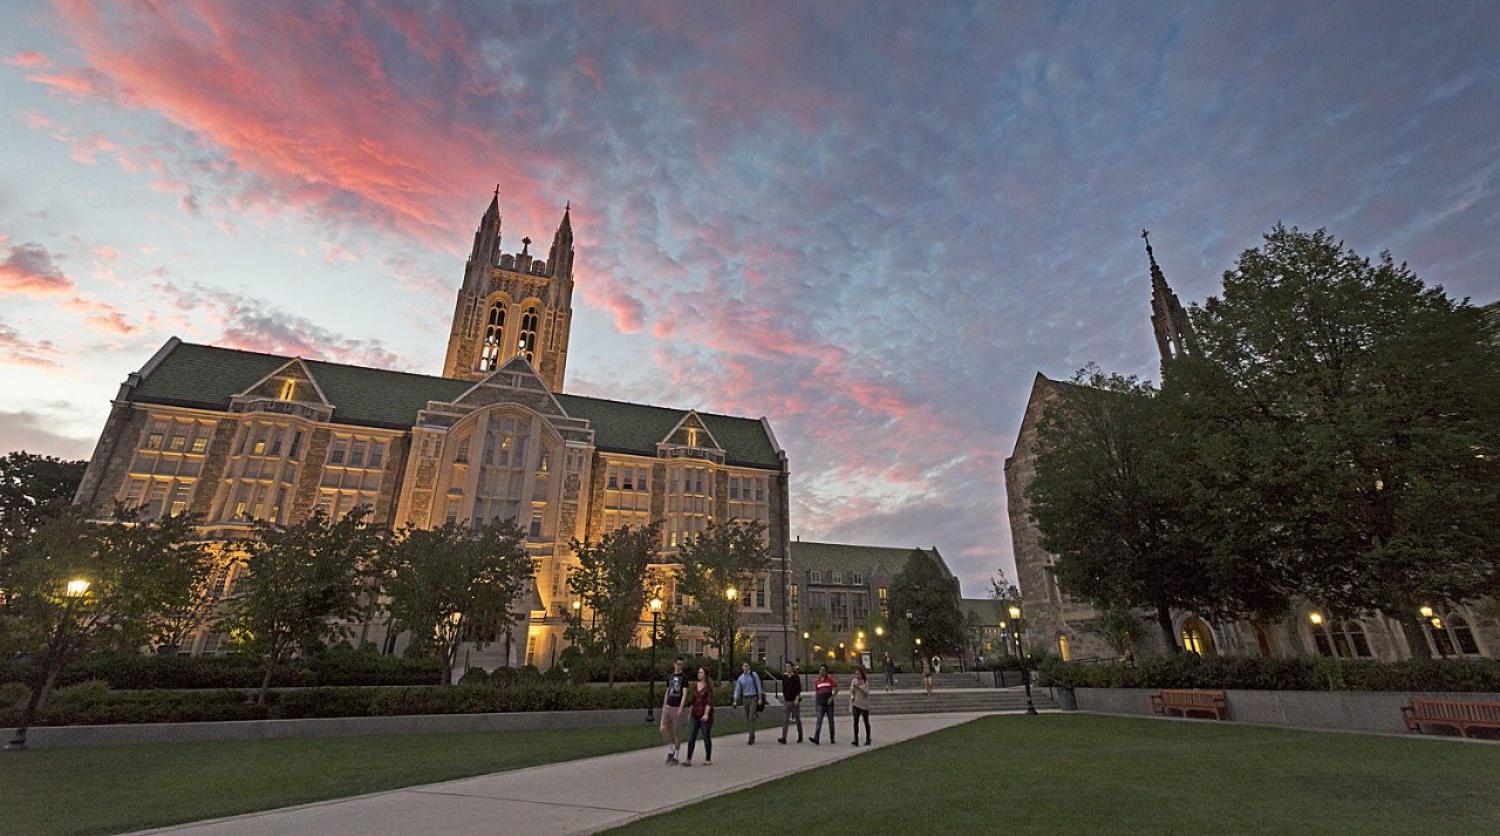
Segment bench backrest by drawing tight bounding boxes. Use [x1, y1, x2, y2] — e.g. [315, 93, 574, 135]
[1408, 699, 1500, 721]
[1158, 689, 1226, 705]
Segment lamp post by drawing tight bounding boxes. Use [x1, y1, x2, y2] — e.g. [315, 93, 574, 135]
[1008, 604, 1037, 715]
[8, 578, 91, 751]
[802, 631, 811, 689]
[646, 595, 662, 723]
[723, 586, 739, 681]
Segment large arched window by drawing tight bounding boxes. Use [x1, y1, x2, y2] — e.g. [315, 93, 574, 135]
[518, 305, 539, 362]
[1310, 618, 1373, 658]
[1181, 616, 1216, 656]
[480, 302, 506, 371]
[1427, 614, 1482, 657]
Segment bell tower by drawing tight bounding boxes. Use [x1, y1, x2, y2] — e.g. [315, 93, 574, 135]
[442, 189, 574, 392]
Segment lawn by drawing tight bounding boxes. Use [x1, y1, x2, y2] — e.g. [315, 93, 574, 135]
[611, 714, 1500, 835]
[3, 714, 771, 836]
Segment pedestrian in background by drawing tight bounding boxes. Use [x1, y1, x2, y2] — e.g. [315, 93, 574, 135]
[778, 660, 803, 743]
[882, 652, 896, 692]
[732, 661, 764, 745]
[921, 655, 934, 696]
[850, 667, 872, 746]
[660, 656, 690, 765]
[811, 664, 838, 744]
[683, 667, 715, 766]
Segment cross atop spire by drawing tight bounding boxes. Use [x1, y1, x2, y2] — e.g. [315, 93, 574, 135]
[1142, 228, 1156, 265]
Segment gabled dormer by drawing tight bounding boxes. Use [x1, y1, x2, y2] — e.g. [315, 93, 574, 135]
[657, 410, 725, 464]
[228, 358, 334, 422]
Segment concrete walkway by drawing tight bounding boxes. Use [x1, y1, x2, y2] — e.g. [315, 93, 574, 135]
[142, 711, 988, 836]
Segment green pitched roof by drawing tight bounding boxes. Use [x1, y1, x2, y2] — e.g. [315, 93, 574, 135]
[789, 541, 950, 579]
[961, 598, 1008, 623]
[128, 341, 782, 469]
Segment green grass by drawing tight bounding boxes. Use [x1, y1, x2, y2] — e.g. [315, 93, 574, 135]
[4, 714, 771, 836]
[611, 714, 1500, 835]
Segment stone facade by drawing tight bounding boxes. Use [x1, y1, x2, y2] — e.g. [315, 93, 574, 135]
[1005, 247, 1500, 664]
[74, 194, 793, 669]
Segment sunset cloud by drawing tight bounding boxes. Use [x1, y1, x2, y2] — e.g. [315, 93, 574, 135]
[0, 242, 74, 296]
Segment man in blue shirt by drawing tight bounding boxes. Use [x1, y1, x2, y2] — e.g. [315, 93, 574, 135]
[731, 661, 764, 745]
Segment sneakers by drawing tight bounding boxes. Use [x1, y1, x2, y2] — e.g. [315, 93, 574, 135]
[666, 753, 676, 766]
[778, 738, 786, 745]
[811, 738, 820, 745]
[681, 760, 693, 767]
[852, 740, 860, 747]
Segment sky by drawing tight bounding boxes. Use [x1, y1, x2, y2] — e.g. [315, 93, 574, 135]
[2, 2, 1498, 597]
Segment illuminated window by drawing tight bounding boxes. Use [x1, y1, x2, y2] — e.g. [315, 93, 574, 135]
[1181, 616, 1214, 656]
[1058, 633, 1071, 661]
[168, 435, 186, 451]
[481, 302, 506, 371]
[190, 436, 208, 454]
[146, 433, 164, 450]
[518, 306, 539, 361]
[277, 378, 296, 401]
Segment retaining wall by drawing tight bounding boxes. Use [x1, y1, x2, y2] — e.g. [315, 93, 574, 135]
[21, 705, 785, 749]
[1073, 687, 1500, 735]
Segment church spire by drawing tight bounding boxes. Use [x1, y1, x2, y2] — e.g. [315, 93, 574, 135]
[1143, 229, 1195, 375]
[467, 186, 502, 278]
[547, 202, 574, 279]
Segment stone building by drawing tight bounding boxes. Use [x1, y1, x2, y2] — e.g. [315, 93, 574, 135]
[1005, 235, 1499, 663]
[785, 540, 954, 665]
[74, 192, 793, 669]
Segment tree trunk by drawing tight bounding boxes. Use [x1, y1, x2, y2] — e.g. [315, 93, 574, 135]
[1155, 603, 1180, 654]
[257, 656, 276, 705]
[1396, 611, 1433, 660]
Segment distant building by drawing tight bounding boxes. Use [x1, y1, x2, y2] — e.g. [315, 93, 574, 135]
[74, 191, 793, 669]
[960, 597, 1012, 661]
[1005, 235, 1497, 662]
[786, 540, 956, 665]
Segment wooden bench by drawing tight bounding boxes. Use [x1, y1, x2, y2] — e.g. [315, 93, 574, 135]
[1402, 698, 1500, 738]
[1151, 689, 1228, 720]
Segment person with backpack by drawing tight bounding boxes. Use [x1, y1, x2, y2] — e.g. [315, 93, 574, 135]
[683, 666, 715, 767]
[778, 660, 803, 743]
[659, 656, 691, 765]
[731, 661, 764, 745]
[882, 652, 896, 692]
[850, 667, 872, 746]
[810, 664, 838, 744]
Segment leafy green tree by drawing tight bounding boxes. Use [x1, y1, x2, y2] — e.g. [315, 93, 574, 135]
[1, 507, 209, 748]
[1027, 369, 1235, 652]
[223, 508, 376, 703]
[888, 550, 965, 658]
[0, 452, 86, 556]
[1173, 225, 1500, 656]
[568, 522, 660, 683]
[675, 519, 770, 680]
[1084, 605, 1144, 659]
[377, 520, 533, 685]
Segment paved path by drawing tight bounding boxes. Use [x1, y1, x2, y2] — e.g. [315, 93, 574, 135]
[142, 711, 988, 836]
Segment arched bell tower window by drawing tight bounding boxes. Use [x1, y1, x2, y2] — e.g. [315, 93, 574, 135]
[518, 305, 539, 362]
[480, 302, 506, 371]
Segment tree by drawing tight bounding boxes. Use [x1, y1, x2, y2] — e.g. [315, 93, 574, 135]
[568, 522, 660, 684]
[150, 552, 229, 655]
[888, 550, 965, 658]
[988, 569, 1020, 603]
[675, 519, 771, 680]
[1083, 605, 1143, 660]
[1173, 225, 1500, 657]
[223, 508, 376, 703]
[377, 520, 533, 685]
[1, 507, 209, 748]
[1026, 369, 1231, 652]
[0, 452, 86, 556]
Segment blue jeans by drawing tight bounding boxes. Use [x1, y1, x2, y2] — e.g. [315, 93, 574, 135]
[812, 699, 835, 742]
[688, 714, 713, 762]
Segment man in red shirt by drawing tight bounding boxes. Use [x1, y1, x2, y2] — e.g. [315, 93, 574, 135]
[810, 664, 838, 744]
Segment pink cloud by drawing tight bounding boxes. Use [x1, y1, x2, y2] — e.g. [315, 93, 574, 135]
[0, 243, 75, 296]
[5, 51, 50, 68]
[0, 319, 63, 368]
[62, 296, 139, 335]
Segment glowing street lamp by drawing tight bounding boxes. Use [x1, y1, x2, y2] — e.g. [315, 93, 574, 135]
[1008, 603, 1037, 715]
[66, 579, 91, 598]
[646, 595, 663, 723]
[1308, 611, 1324, 626]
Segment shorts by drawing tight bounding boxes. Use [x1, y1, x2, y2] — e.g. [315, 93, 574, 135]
[660, 704, 686, 734]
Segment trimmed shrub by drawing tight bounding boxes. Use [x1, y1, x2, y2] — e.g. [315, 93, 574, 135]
[0, 650, 443, 690]
[1037, 655, 1500, 692]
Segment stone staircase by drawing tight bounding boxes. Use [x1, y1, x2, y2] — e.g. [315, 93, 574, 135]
[800, 687, 1057, 716]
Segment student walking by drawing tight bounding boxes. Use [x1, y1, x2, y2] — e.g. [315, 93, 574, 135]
[732, 662, 764, 745]
[660, 657, 691, 765]
[921, 655, 934, 696]
[778, 661, 803, 743]
[683, 667, 715, 767]
[882, 653, 896, 692]
[810, 664, 838, 745]
[850, 668, 872, 746]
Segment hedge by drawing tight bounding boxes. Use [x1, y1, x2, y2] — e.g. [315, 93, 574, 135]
[0, 650, 444, 690]
[0, 681, 743, 727]
[1037, 655, 1500, 692]
[554, 648, 780, 683]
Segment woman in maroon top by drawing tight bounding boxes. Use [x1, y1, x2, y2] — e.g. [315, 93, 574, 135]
[683, 667, 715, 766]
